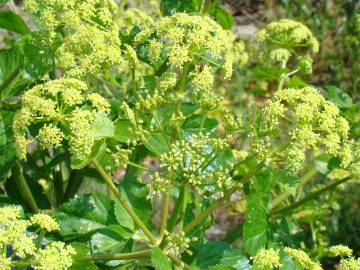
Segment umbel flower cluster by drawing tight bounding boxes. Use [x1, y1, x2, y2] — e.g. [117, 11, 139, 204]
[0, 206, 75, 270]
[256, 19, 319, 73]
[158, 133, 235, 197]
[251, 86, 351, 173]
[24, 0, 121, 78]
[13, 79, 110, 160]
[134, 12, 247, 107]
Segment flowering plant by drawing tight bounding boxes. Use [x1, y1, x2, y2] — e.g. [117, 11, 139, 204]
[0, 0, 359, 269]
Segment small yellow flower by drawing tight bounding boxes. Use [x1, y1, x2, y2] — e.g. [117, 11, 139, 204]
[31, 214, 60, 232]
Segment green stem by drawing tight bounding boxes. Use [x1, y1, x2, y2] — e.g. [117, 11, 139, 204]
[176, 63, 192, 93]
[270, 177, 351, 216]
[160, 192, 170, 239]
[167, 187, 185, 232]
[0, 67, 20, 97]
[201, 0, 212, 15]
[198, 113, 206, 134]
[92, 160, 158, 245]
[87, 249, 152, 261]
[127, 161, 153, 172]
[183, 160, 265, 233]
[168, 253, 197, 270]
[271, 165, 318, 208]
[53, 163, 64, 206]
[62, 170, 83, 203]
[13, 162, 39, 213]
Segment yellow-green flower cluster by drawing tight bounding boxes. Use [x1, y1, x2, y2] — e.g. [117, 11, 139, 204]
[284, 247, 322, 270]
[256, 19, 319, 73]
[164, 231, 196, 256]
[35, 242, 75, 270]
[160, 133, 234, 193]
[0, 206, 74, 270]
[329, 245, 353, 257]
[135, 12, 244, 82]
[117, 8, 155, 35]
[30, 213, 60, 232]
[24, 0, 121, 78]
[251, 86, 350, 172]
[57, 24, 121, 78]
[252, 248, 281, 270]
[223, 111, 242, 131]
[111, 146, 132, 168]
[329, 245, 360, 270]
[145, 172, 171, 200]
[13, 79, 110, 160]
[340, 257, 360, 270]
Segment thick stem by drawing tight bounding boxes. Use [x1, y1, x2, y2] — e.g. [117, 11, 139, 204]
[62, 170, 83, 203]
[271, 165, 318, 208]
[183, 160, 265, 233]
[270, 177, 350, 216]
[13, 162, 39, 213]
[87, 249, 152, 261]
[167, 187, 185, 232]
[92, 160, 158, 245]
[160, 192, 170, 239]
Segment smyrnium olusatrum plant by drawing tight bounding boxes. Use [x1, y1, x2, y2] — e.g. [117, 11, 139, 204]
[0, 0, 359, 270]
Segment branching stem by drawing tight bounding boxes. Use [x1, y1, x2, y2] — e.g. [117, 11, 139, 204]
[92, 160, 158, 245]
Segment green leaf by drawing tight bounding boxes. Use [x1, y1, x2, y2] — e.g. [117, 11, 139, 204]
[0, 111, 16, 180]
[55, 192, 119, 239]
[243, 195, 268, 256]
[18, 32, 57, 80]
[160, 0, 201, 16]
[142, 75, 157, 91]
[90, 225, 131, 255]
[121, 170, 152, 224]
[209, 266, 236, 270]
[91, 112, 115, 139]
[182, 115, 218, 133]
[69, 243, 99, 270]
[252, 67, 287, 81]
[151, 248, 172, 270]
[0, 0, 9, 5]
[114, 200, 134, 231]
[243, 170, 274, 255]
[155, 103, 198, 128]
[0, 11, 30, 34]
[114, 120, 138, 143]
[0, 46, 30, 98]
[210, 7, 234, 30]
[325, 85, 353, 109]
[195, 242, 229, 269]
[145, 133, 169, 156]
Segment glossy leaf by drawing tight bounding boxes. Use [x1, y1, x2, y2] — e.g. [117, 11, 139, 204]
[210, 7, 234, 30]
[145, 133, 169, 156]
[182, 114, 218, 133]
[114, 120, 138, 143]
[325, 85, 353, 109]
[151, 248, 172, 270]
[55, 192, 119, 239]
[69, 243, 99, 270]
[0, 11, 30, 34]
[91, 112, 115, 139]
[114, 200, 135, 231]
[90, 225, 132, 255]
